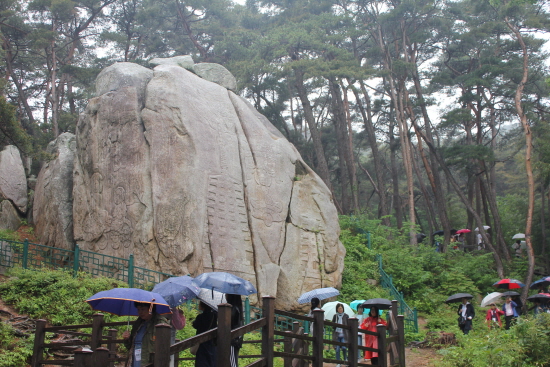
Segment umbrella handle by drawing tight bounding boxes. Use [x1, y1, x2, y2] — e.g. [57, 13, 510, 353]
[127, 316, 130, 331]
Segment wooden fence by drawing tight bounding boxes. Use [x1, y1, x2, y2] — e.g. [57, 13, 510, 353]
[32, 297, 406, 367]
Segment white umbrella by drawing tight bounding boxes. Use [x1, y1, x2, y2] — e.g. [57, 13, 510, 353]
[481, 292, 503, 307]
[474, 226, 490, 231]
[321, 301, 355, 321]
[512, 233, 525, 239]
[197, 288, 226, 311]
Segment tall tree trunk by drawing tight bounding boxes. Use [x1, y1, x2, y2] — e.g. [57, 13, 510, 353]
[506, 18, 535, 301]
[541, 183, 546, 257]
[294, 68, 332, 190]
[329, 78, 359, 213]
[406, 37, 452, 250]
[389, 115, 403, 229]
[355, 81, 390, 225]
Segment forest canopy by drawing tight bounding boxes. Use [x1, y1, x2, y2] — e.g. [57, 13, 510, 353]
[1, 0, 550, 282]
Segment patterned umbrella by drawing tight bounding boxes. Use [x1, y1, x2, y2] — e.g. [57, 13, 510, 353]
[194, 272, 257, 296]
[297, 287, 340, 304]
[152, 275, 201, 308]
[492, 279, 525, 289]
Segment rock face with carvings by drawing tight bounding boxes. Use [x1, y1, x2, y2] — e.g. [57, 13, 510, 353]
[33, 133, 76, 250]
[41, 57, 344, 310]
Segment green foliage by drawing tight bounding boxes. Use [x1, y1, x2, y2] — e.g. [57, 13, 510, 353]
[440, 315, 550, 367]
[0, 267, 127, 325]
[0, 229, 19, 241]
[0, 96, 33, 154]
[0, 321, 33, 367]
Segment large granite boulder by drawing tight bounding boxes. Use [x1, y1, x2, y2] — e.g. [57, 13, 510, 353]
[33, 133, 76, 250]
[36, 58, 344, 310]
[0, 145, 27, 213]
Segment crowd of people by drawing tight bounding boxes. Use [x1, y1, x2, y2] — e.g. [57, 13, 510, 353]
[122, 295, 243, 367]
[308, 298, 389, 367]
[455, 285, 549, 336]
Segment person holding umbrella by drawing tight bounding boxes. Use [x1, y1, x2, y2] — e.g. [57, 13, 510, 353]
[457, 298, 475, 335]
[226, 294, 244, 367]
[123, 302, 169, 367]
[502, 296, 519, 329]
[360, 306, 388, 365]
[193, 301, 218, 367]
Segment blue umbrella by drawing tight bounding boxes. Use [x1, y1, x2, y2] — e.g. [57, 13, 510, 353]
[350, 300, 366, 311]
[152, 276, 201, 308]
[194, 272, 257, 296]
[86, 288, 171, 316]
[529, 277, 550, 289]
[297, 287, 340, 304]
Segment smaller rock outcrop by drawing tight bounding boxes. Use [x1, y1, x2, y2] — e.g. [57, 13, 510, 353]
[0, 145, 28, 213]
[0, 200, 20, 230]
[33, 133, 76, 250]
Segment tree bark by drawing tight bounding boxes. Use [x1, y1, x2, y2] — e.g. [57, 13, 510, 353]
[505, 18, 535, 302]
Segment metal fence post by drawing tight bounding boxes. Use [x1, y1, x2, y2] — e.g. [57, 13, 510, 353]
[245, 297, 250, 324]
[414, 307, 418, 332]
[367, 231, 371, 249]
[22, 239, 29, 269]
[128, 254, 134, 288]
[73, 244, 80, 278]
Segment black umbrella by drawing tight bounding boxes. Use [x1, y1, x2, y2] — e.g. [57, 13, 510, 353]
[432, 229, 457, 236]
[362, 298, 392, 310]
[527, 293, 550, 302]
[445, 293, 474, 304]
[416, 233, 427, 243]
[501, 291, 520, 297]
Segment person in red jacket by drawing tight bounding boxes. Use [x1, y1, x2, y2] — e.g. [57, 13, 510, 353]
[360, 307, 388, 365]
[485, 303, 505, 329]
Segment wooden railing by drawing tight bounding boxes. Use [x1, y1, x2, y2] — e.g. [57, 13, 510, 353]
[31, 297, 406, 367]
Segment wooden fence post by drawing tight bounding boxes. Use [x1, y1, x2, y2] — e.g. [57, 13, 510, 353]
[74, 348, 93, 367]
[31, 319, 47, 367]
[348, 317, 358, 367]
[153, 323, 172, 367]
[90, 313, 104, 350]
[92, 347, 109, 366]
[217, 303, 232, 367]
[377, 324, 388, 367]
[262, 296, 275, 367]
[311, 309, 325, 367]
[397, 315, 406, 367]
[107, 328, 117, 367]
[283, 330, 292, 367]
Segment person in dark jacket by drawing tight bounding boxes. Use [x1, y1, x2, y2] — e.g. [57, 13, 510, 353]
[225, 294, 244, 367]
[457, 298, 475, 334]
[331, 303, 350, 366]
[123, 302, 169, 367]
[192, 301, 218, 367]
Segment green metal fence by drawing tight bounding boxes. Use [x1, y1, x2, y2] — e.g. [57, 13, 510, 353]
[376, 254, 418, 333]
[0, 239, 172, 289]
